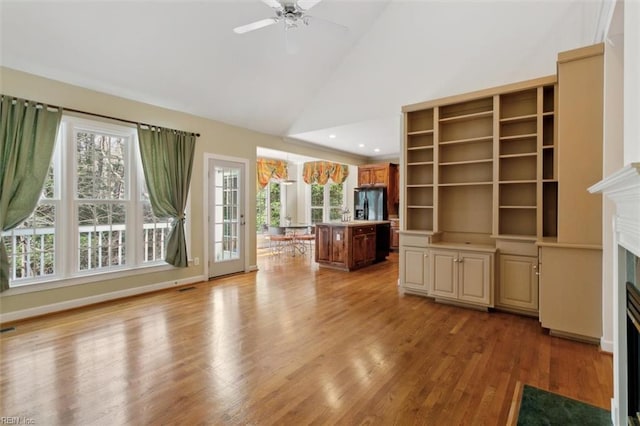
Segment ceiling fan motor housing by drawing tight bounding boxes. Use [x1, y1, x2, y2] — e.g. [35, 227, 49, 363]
[277, 5, 306, 28]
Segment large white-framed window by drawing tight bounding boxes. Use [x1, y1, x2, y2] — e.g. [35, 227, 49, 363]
[308, 182, 346, 224]
[2, 116, 173, 290]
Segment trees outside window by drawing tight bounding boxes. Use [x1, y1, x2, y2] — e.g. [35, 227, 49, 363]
[256, 181, 282, 232]
[309, 182, 345, 224]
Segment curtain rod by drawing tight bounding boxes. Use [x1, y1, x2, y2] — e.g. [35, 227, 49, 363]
[63, 105, 200, 138]
[63, 107, 200, 138]
[2, 95, 200, 137]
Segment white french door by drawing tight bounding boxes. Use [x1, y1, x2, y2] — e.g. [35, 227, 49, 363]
[208, 158, 245, 277]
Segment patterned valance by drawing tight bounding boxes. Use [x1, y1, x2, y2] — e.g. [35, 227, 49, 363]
[256, 158, 288, 189]
[302, 161, 349, 185]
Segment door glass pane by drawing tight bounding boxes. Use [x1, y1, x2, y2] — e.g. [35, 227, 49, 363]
[214, 166, 240, 262]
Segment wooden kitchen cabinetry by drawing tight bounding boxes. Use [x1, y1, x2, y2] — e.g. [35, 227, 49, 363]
[358, 163, 399, 217]
[352, 225, 376, 267]
[315, 222, 390, 271]
[390, 218, 400, 250]
[429, 245, 495, 308]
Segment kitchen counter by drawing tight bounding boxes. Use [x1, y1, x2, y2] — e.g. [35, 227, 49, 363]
[315, 221, 390, 271]
[323, 220, 391, 227]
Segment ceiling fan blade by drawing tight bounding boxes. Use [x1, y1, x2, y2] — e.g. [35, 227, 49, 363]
[233, 18, 279, 34]
[297, 0, 322, 11]
[305, 15, 349, 34]
[261, 0, 284, 10]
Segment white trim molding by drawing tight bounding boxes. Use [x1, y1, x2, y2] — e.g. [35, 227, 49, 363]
[589, 162, 640, 257]
[0, 275, 206, 323]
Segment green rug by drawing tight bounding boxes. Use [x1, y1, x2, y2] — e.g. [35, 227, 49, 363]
[517, 385, 611, 426]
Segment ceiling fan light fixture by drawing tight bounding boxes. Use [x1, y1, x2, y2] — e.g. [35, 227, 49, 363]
[233, 0, 346, 38]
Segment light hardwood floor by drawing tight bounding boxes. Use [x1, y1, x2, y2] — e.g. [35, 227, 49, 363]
[0, 252, 612, 425]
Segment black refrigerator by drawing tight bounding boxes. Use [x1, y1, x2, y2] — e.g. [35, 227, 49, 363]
[354, 187, 387, 220]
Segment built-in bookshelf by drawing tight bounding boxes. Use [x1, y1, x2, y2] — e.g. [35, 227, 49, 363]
[405, 108, 435, 231]
[497, 88, 538, 239]
[401, 77, 558, 243]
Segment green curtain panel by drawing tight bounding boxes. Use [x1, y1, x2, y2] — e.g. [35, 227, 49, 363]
[137, 125, 196, 267]
[0, 96, 62, 292]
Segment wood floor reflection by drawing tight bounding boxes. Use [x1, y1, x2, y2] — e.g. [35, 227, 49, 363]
[0, 252, 612, 425]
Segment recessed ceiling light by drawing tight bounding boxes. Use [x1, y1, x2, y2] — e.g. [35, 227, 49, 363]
[358, 144, 365, 148]
[329, 134, 336, 139]
[374, 148, 380, 153]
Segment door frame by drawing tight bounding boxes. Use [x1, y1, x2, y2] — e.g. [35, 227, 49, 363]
[203, 153, 251, 278]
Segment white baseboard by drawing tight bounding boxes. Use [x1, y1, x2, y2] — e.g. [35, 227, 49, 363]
[0, 275, 206, 323]
[247, 264, 258, 272]
[600, 337, 614, 353]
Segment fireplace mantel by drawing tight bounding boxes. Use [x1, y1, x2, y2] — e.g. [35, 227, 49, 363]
[590, 162, 640, 258]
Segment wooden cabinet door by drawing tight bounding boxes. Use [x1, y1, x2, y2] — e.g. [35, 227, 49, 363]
[401, 247, 429, 293]
[458, 252, 491, 305]
[498, 255, 538, 312]
[372, 167, 388, 185]
[429, 249, 457, 299]
[365, 233, 376, 262]
[352, 233, 367, 266]
[331, 227, 346, 265]
[315, 225, 331, 262]
[390, 227, 400, 250]
[358, 168, 372, 186]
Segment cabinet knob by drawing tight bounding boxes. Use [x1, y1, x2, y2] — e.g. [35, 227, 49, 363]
[453, 258, 459, 263]
[458, 258, 464, 263]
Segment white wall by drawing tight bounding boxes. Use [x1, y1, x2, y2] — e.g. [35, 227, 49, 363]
[624, 0, 640, 165]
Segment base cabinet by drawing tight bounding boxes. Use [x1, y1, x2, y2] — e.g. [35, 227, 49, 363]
[316, 222, 389, 271]
[316, 225, 332, 263]
[353, 229, 376, 267]
[538, 245, 602, 341]
[400, 246, 429, 294]
[497, 255, 539, 314]
[399, 232, 431, 296]
[429, 248, 493, 307]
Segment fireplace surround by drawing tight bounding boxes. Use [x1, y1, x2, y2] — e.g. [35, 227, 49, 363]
[590, 163, 640, 425]
[627, 246, 640, 424]
[628, 277, 640, 424]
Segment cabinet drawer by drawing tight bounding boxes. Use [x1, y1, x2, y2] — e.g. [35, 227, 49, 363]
[353, 225, 376, 235]
[400, 233, 431, 248]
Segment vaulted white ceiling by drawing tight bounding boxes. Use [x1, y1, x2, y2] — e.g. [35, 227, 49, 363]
[0, 0, 607, 159]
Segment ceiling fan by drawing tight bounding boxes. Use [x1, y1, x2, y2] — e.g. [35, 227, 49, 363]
[233, 0, 347, 36]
